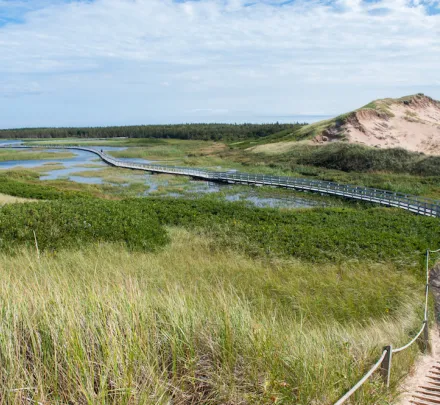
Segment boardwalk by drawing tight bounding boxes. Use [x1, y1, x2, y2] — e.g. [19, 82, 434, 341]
[3, 144, 440, 218]
[397, 328, 440, 405]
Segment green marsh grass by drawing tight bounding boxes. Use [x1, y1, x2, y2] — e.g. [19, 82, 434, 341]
[0, 149, 74, 161]
[70, 167, 147, 184]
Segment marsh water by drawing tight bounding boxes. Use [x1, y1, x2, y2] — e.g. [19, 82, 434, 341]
[0, 140, 328, 209]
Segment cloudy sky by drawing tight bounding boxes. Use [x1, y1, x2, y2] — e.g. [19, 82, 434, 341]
[0, 0, 439, 128]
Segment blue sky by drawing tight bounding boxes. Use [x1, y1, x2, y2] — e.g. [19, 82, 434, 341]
[0, 0, 439, 128]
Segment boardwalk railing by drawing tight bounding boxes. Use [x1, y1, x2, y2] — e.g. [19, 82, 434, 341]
[2, 144, 440, 217]
[333, 248, 435, 405]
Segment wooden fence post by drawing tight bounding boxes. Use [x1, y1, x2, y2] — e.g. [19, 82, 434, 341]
[380, 345, 393, 388]
[423, 321, 431, 354]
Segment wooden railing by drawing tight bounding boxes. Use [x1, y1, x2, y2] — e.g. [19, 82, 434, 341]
[2, 144, 440, 217]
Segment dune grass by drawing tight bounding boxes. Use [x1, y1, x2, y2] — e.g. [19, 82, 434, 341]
[0, 228, 427, 404]
[0, 192, 36, 204]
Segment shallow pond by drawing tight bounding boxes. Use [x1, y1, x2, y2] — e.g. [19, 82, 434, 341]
[0, 145, 329, 209]
[0, 139, 23, 146]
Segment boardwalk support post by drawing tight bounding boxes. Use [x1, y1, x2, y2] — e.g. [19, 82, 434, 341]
[380, 345, 392, 388]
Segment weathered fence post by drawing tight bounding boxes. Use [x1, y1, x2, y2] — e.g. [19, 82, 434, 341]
[423, 320, 431, 354]
[423, 250, 431, 354]
[380, 345, 393, 388]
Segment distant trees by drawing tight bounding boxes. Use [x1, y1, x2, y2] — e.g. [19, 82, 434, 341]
[0, 123, 306, 141]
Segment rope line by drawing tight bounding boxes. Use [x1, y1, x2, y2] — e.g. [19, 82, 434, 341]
[333, 247, 433, 404]
[392, 322, 426, 354]
[333, 350, 388, 405]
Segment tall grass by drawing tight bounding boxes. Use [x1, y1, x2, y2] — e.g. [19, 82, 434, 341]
[0, 229, 427, 404]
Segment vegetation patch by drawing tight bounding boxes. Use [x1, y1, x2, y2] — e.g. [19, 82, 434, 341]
[0, 199, 168, 253]
[134, 198, 439, 264]
[70, 167, 146, 184]
[0, 171, 94, 200]
[0, 195, 438, 263]
[0, 193, 37, 205]
[0, 230, 425, 404]
[296, 143, 440, 175]
[0, 149, 74, 161]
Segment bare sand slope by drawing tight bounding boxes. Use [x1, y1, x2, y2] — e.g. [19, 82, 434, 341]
[344, 96, 440, 155]
[249, 94, 440, 156]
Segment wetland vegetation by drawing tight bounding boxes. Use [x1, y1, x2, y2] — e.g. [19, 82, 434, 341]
[0, 148, 74, 161]
[0, 137, 439, 404]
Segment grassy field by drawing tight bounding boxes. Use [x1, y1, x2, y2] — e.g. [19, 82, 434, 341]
[0, 140, 438, 403]
[0, 228, 428, 404]
[25, 137, 216, 149]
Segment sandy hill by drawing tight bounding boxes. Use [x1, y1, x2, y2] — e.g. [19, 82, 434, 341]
[251, 94, 440, 155]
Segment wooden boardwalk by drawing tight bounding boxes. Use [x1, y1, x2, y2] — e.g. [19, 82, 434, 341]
[3, 144, 440, 218]
[397, 328, 440, 405]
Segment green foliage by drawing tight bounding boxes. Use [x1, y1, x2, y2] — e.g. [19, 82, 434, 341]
[0, 123, 304, 142]
[0, 199, 169, 252]
[127, 198, 440, 265]
[297, 143, 440, 176]
[0, 195, 433, 403]
[1, 196, 438, 264]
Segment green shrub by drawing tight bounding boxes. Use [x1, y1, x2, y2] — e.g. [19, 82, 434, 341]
[125, 198, 440, 265]
[296, 143, 440, 176]
[2, 196, 438, 264]
[0, 199, 169, 252]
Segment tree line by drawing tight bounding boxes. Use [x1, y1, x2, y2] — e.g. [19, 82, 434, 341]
[0, 123, 305, 141]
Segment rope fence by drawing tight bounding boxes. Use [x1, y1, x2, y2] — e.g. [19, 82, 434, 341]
[333, 249, 438, 404]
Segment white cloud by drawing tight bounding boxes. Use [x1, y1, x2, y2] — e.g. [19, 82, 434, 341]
[0, 0, 439, 127]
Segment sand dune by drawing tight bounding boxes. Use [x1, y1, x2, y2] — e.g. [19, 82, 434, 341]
[316, 94, 440, 155]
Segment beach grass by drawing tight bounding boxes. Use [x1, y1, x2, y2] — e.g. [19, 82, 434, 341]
[0, 228, 427, 404]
